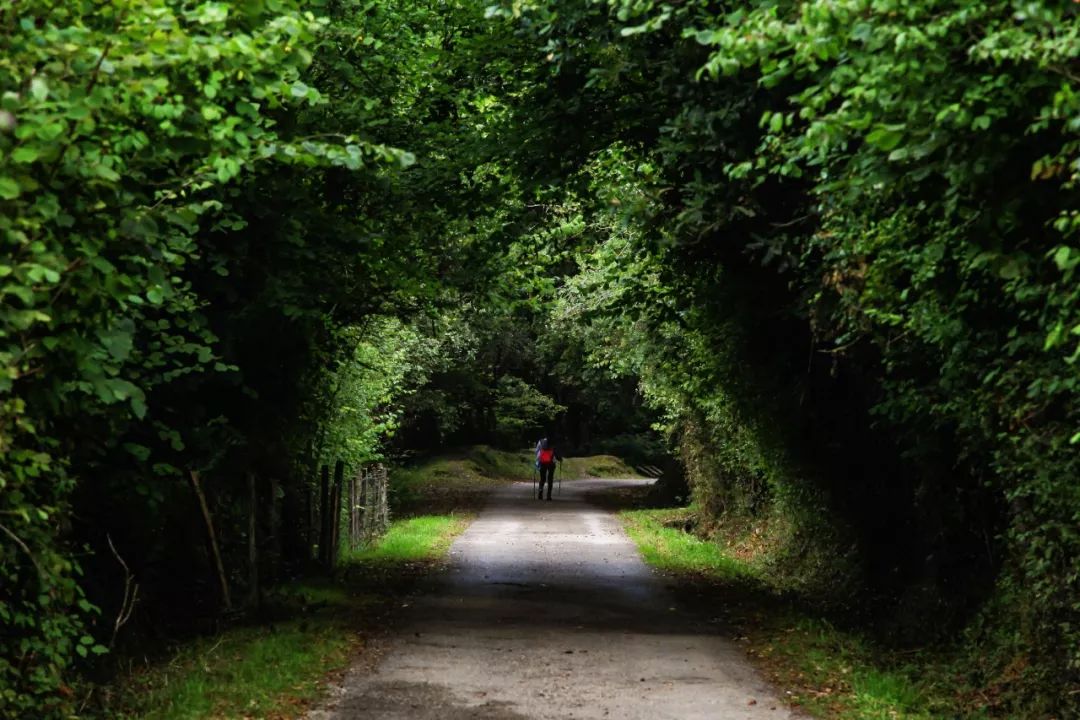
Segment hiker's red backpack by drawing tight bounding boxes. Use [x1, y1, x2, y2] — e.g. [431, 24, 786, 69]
[538, 446, 555, 465]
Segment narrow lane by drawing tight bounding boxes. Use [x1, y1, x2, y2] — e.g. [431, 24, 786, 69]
[315, 478, 796, 720]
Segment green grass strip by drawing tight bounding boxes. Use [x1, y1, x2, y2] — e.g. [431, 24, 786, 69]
[620, 507, 751, 580]
[344, 514, 472, 564]
[619, 507, 956, 720]
[113, 591, 353, 720]
[112, 512, 473, 719]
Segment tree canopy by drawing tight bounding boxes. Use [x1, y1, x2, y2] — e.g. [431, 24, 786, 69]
[1, 0, 1077, 717]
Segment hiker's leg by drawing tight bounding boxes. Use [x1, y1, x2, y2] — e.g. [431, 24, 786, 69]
[539, 465, 553, 498]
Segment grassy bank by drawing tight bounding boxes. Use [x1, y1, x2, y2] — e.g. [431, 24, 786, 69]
[104, 513, 472, 720]
[390, 444, 640, 515]
[621, 506, 973, 720]
[105, 584, 360, 720]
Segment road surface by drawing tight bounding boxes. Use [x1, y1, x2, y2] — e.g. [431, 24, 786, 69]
[312, 478, 797, 720]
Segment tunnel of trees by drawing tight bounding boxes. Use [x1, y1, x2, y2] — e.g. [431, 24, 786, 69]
[1, 0, 1077, 717]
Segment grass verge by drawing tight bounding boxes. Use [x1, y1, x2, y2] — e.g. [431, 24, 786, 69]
[105, 584, 359, 720]
[344, 514, 472, 564]
[619, 503, 971, 720]
[105, 513, 473, 720]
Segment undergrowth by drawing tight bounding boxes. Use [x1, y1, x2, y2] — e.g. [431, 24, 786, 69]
[103, 512, 472, 720]
[620, 505, 987, 720]
[104, 584, 359, 720]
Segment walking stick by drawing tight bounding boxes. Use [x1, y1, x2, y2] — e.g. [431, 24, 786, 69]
[532, 463, 537, 498]
[558, 461, 562, 496]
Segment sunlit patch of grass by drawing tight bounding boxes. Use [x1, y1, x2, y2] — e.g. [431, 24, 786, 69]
[755, 616, 949, 719]
[465, 445, 535, 479]
[562, 454, 640, 480]
[850, 668, 931, 718]
[621, 508, 751, 580]
[344, 514, 473, 564]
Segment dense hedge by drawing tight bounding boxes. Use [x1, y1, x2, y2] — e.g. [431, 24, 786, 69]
[500, 0, 1079, 713]
[0, 0, 520, 714]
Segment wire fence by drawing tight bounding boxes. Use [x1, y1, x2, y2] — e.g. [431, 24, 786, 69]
[312, 461, 390, 570]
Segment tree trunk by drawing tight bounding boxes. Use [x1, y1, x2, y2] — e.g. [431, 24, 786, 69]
[247, 472, 259, 609]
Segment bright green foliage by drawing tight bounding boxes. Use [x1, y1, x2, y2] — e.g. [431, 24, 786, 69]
[689, 0, 1080, 704]
[0, 1, 404, 714]
[314, 318, 439, 470]
[493, 375, 566, 441]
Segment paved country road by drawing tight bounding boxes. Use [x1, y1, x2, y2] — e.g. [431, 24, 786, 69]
[311, 478, 798, 720]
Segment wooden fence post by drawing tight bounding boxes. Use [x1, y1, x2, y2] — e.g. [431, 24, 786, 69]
[364, 466, 375, 543]
[247, 472, 259, 608]
[318, 464, 331, 568]
[348, 472, 360, 551]
[330, 460, 344, 567]
[378, 465, 389, 535]
[305, 483, 315, 560]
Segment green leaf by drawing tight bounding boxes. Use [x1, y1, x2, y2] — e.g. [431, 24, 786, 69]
[195, 2, 229, 24]
[998, 259, 1023, 280]
[6, 285, 34, 305]
[12, 146, 38, 163]
[30, 77, 48, 102]
[865, 126, 904, 152]
[0, 177, 20, 199]
[1052, 246, 1076, 272]
[99, 319, 135, 361]
[130, 391, 147, 420]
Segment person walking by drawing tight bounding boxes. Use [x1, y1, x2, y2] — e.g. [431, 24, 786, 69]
[534, 435, 562, 501]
